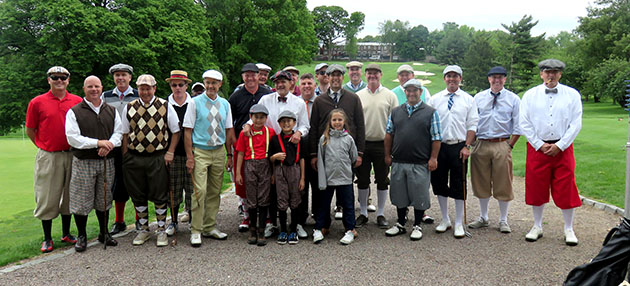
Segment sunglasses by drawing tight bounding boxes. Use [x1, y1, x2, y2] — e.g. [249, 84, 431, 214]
[170, 83, 186, 88]
[317, 71, 327, 75]
[49, 75, 68, 81]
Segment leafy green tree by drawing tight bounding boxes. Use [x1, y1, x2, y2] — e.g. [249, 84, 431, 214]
[577, 0, 630, 66]
[359, 35, 381, 42]
[584, 58, 630, 107]
[312, 5, 348, 59]
[462, 32, 495, 94]
[501, 15, 545, 92]
[379, 20, 410, 61]
[344, 12, 365, 59]
[433, 22, 475, 65]
[397, 25, 429, 61]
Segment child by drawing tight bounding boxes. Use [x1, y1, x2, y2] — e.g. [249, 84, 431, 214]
[383, 79, 442, 241]
[314, 109, 359, 245]
[235, 104, 276, 246]
[268, 110, 306, 245]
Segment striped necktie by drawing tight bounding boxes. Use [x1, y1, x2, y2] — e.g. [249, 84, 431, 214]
[490, 91, 500, 108]
[447, 93, 455, 110]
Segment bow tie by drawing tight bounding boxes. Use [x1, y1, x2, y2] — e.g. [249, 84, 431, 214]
[283, 134, 293, 139]
[252, 130, 263, 135]
[278, 96, 287, 103]
[545, 88, 558, 94]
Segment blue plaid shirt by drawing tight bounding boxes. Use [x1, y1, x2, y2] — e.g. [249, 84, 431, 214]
[386, 101, 442, 141]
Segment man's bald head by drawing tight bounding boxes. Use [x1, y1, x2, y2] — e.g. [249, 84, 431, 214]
[84, 75, 102, 87]
[83, 75, 103, 104]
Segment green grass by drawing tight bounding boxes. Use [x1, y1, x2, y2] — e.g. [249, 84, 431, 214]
[0, 137, 233, 266]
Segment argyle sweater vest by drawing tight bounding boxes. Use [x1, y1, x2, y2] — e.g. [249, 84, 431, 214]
[126, 98, 169, 153]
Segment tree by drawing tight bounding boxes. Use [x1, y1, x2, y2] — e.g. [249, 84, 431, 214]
[433, 22, 475, 65]
[584, 58, 630, 107]
[501, 15, 545, 92]
[462, 32, 495, 94]
[359, 35, 381, 42]
[312, 5, 348, 59]
[379, 20, 410, 61]
[344, 12, 365, 59]
[397, 25, 429, 61]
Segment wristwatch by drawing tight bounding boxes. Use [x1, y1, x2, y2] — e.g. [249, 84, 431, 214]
[465, 144, 471, 150]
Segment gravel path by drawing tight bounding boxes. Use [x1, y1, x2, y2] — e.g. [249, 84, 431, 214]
[1, 176, 622, 285]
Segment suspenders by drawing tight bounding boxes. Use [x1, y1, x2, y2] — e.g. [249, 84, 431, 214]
[277, 133, 300, 164]
[248, 126, 269, 159]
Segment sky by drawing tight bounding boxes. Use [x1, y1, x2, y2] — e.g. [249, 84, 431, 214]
[306, 0, 595, 38]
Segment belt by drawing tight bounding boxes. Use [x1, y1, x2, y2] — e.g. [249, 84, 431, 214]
[444, 139, 465, 145]
[479, 138, 509, 142]
[45, 149, 71, 153]
[544, 139, 559, 144]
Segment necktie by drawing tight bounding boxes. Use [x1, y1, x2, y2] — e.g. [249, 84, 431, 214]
[447, 93, 455, 110]
[252, 130, 263, 135]
[120, 92, 124, 101]
[278, 96, 287, 103]
[304, 99, 310, 118]
[490, 91, 500, 108]
[332, 92, 338, 103]
[545, 88, 558, 94]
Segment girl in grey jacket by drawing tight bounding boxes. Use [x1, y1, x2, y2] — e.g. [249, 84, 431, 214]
[314, 109, 358, 245]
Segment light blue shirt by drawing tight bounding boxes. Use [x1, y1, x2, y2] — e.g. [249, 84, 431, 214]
[474, 88, 522, 139]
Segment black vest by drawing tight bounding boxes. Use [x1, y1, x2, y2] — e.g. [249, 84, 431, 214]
[390, 102, 435, 164]
[71, 100, 116, 159]
[172, 102, 188, 156]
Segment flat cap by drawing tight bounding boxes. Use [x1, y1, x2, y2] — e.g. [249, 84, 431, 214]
[249, 104, 269, 115]
[397, 64, 414, 75]
[109, 63, 133, 75]
[443, 65, 463, 76]
[136, 74, 156, 86]
[283, 66, 300, 74]
[256, 63, 271, 72]
[538, 59, 565, 71]
[202, 70, 223, 81]
[47, 66, 70, 75]
[403, 79, 423, 89]
[277, 110, 297, 122]
[326, 64, 345, 75]
[365, 63, 382, 72]
[241, 63, 259, 73]
[487, 66, 507, 76]
[345, 61, 363, 69]
[315, 63, 328, 73]
[191, 82, 204, 91]
[270, 70, 293, 82]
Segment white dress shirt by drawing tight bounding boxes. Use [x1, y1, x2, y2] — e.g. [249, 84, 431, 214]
[474, 88, 522, 139]
[168, 92, 193, 107]
[120, 96, 180, 134]
[65, 98, 123, 149]
[519, 83, 582, 151]
[428, 88, 479, 143]
[298, 94, 317, 120]
[247, 91, 310, 136]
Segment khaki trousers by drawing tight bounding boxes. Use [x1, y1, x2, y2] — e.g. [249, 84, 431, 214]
[470, 140, 514, 201]
[190, 147, 225, 234]
[33, 150, 72, 220]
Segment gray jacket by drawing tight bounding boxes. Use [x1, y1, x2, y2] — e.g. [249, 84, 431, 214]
[317, 129, 358, 189]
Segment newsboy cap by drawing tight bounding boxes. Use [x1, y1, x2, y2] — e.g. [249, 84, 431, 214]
[249, 104, 269, 115]
[47, 66, 70, 75]
[487, 66, 507, 76]
[277, 110, 297, 122]
[109, 63, 133, 75]
[326, 64, 345, 75]
[538, 59, 565, 71]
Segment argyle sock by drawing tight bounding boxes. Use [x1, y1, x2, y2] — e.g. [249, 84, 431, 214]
[279, 210, 288, 233]
[397, 207, 407, 225]
[437, 195, 450, 223]
[42, 220, 52, 241]
[498, 200, 509, 223]
[479, 198, 490, 221]
[115, 201, 125, 223]
[74, 214, 88, 237]
[248, 208, 258, 229]
[562, 208, 575, 231]
[376, 189, 388, 217]
[155, 203, 168, 231]
[61, 214, 72, 236]
[95, 210, 108, 234]
[135, 204, 149, 231]
[413, 209, 426, 226]
[533, 204, 545, 229]
[358, 188, 369, 216]
[454, 199, 464, 226]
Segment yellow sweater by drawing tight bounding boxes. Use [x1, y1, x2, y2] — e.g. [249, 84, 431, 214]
[357, 85, 399, 141]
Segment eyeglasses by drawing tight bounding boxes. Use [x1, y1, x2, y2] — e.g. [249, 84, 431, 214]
[49, 75, 68, 81]
[170, 83, 186, 88]
[317, 71, 327, 76]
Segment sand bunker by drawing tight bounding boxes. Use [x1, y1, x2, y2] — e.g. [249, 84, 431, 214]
[412, 63, 424, 66]
[414, 71, 435, 76]
[392, 79, 432, 85]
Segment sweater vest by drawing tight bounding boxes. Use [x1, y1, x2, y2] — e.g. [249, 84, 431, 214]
[71, 100, 116, 159]
[390, 103, 435, 164]
[126, 98, 169, 153]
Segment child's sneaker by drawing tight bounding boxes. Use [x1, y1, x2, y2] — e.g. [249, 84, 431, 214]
[313, 230, 324, 244]
[288, 232, 299, 245]
[238, 218, 249, 233]
[61, 234, 77, 244]
[339, 230, 355, 245]
[277, 232, 288, 245]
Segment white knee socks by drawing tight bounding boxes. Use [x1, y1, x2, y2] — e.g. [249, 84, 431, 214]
[533, 204, 545, 228]
[479, 198, 490, 220]
[438, 195, 450, 223]
[358, 188, 369, 216]
[498, 200, 509, 223]
[377, 189, 388, 217]
[455, 199, 464, 226]
[562, 208, 575, 231]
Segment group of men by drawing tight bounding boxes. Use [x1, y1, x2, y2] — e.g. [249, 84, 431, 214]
[26, 57, 582, 251]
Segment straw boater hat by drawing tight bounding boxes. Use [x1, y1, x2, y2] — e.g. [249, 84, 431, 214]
[165, 70, 192, 83]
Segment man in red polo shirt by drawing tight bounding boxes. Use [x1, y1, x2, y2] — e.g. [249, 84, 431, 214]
[26, 66, 83, 253]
